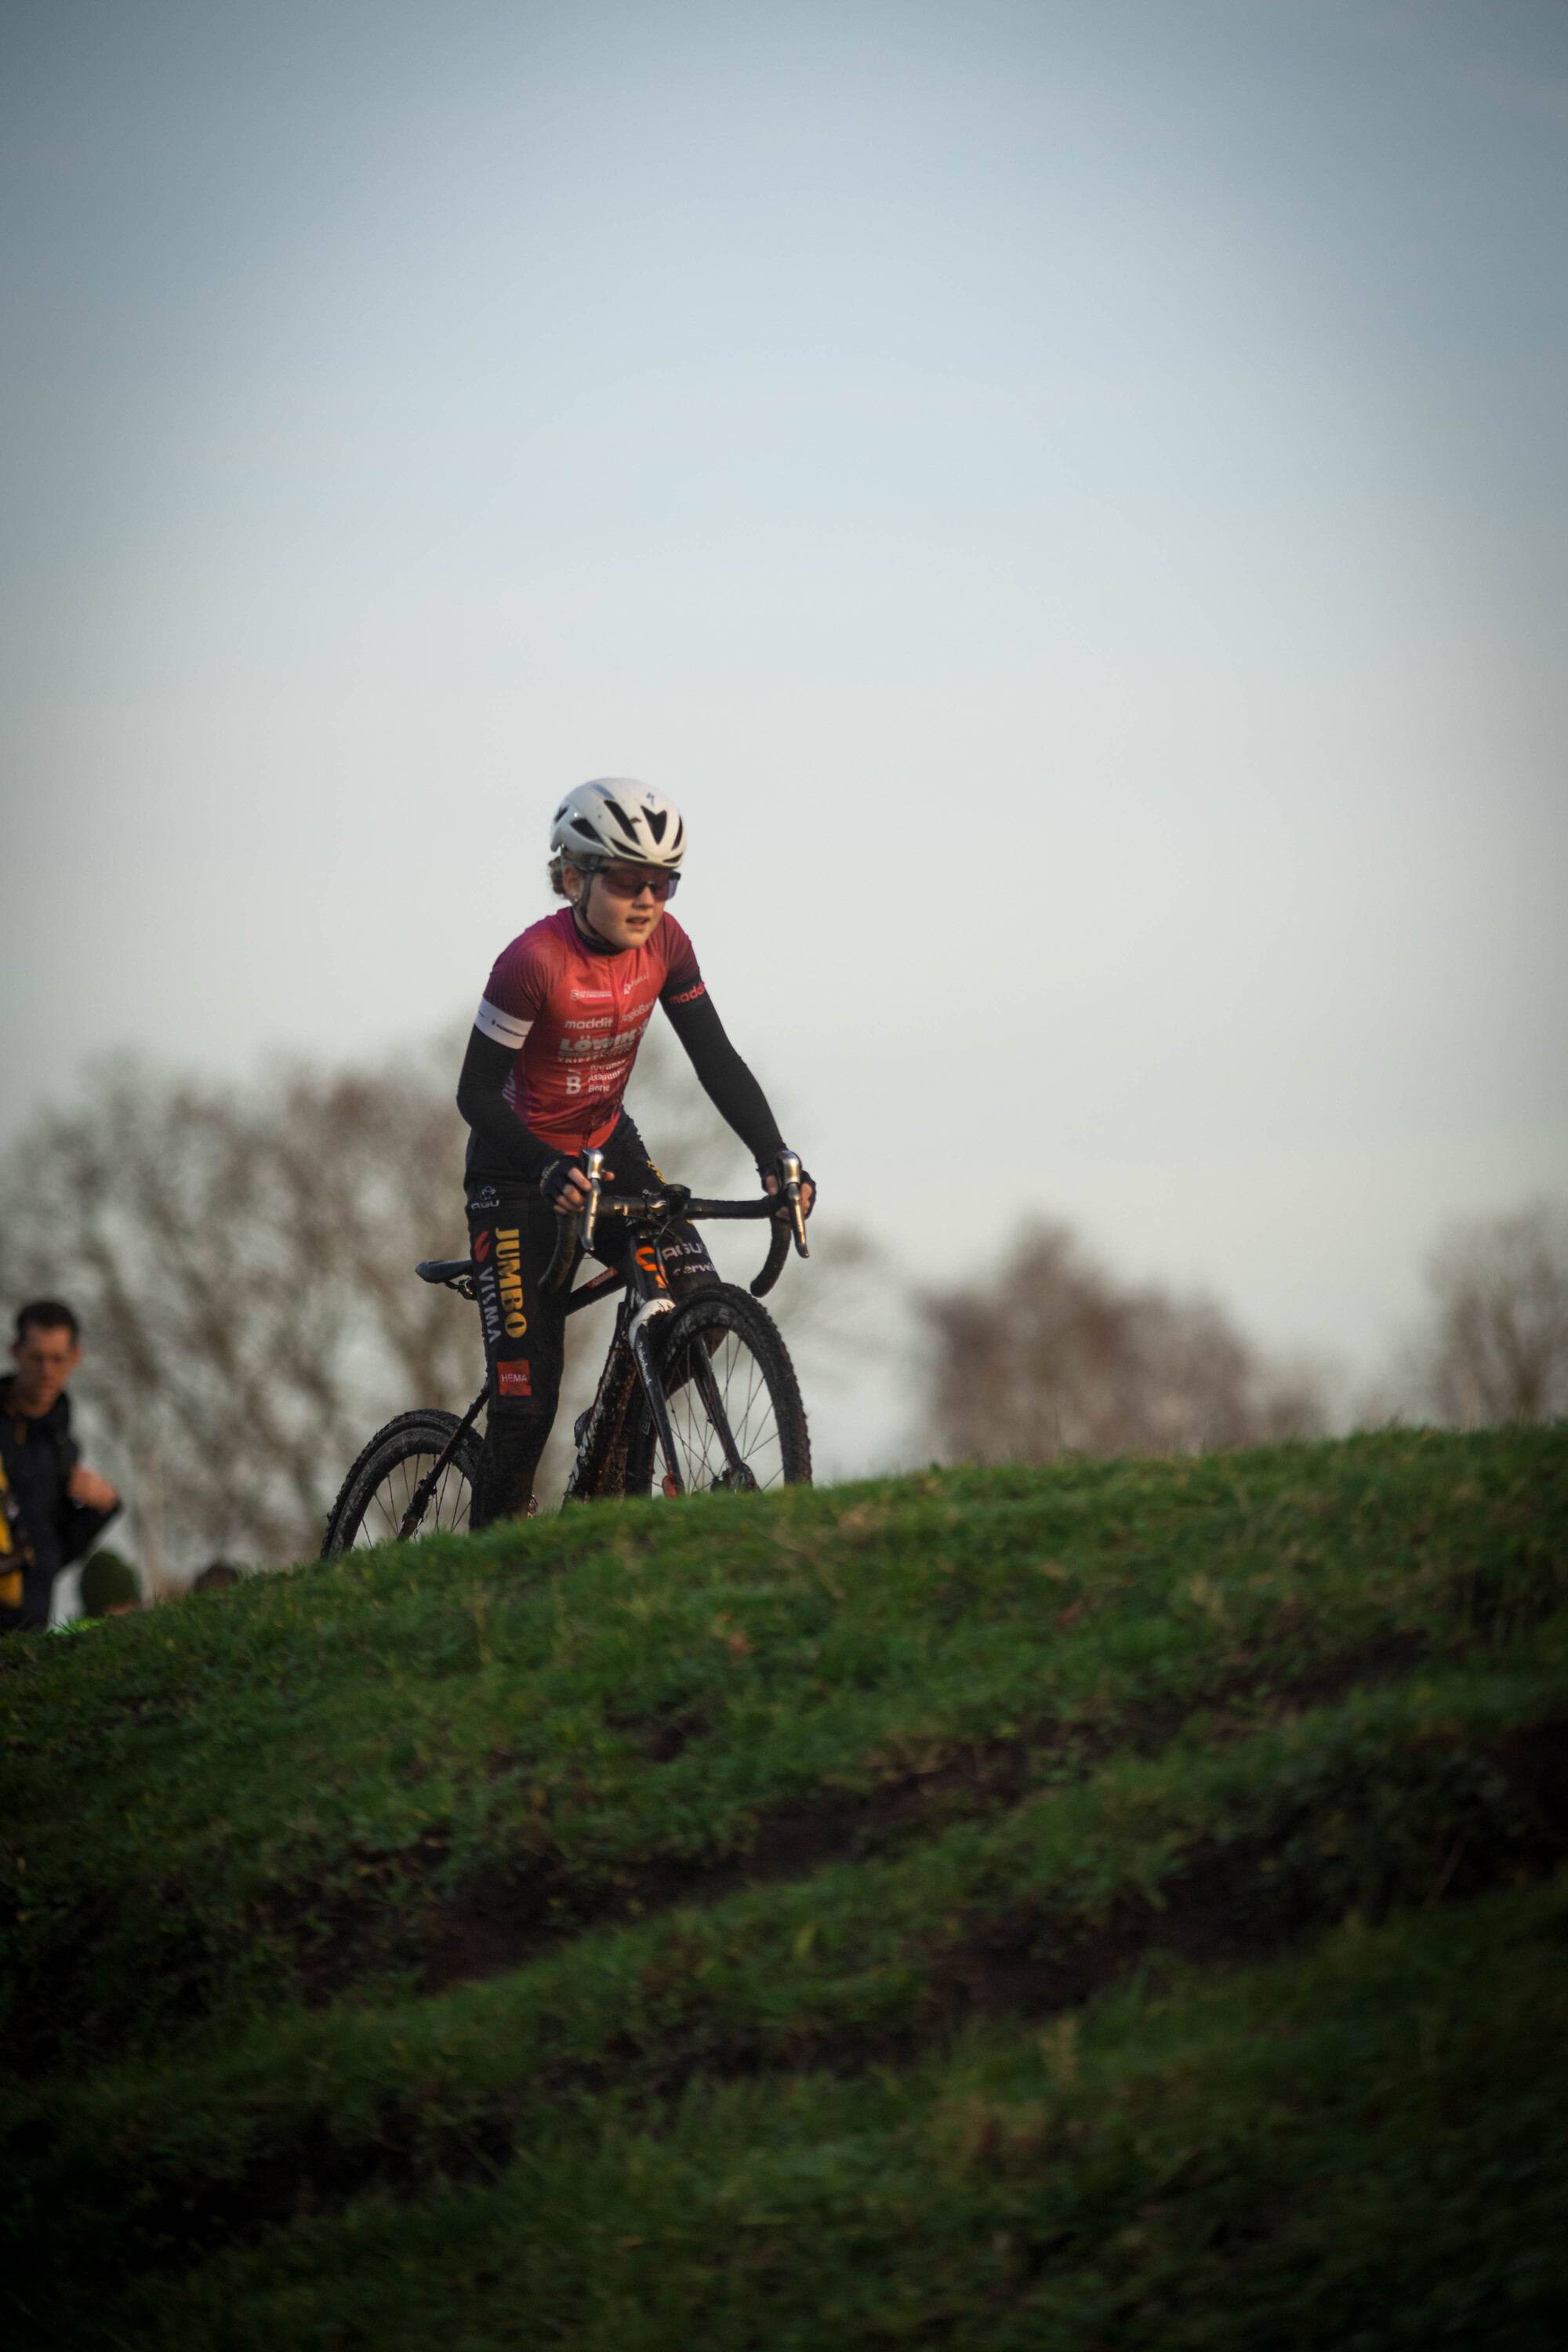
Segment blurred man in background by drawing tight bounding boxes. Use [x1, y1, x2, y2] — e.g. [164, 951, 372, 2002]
[0, 1300, 121, 1632]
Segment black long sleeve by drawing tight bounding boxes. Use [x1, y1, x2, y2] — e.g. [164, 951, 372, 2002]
[59, 1493, 118, 1570]
[456, 1028, 559, 1185]
[662, 988, 786, 1171]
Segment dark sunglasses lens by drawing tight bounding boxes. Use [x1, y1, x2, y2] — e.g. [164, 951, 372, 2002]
[603, 866, 676, 900]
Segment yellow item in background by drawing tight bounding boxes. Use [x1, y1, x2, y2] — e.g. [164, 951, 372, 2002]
[0, 1454, 31, 1608]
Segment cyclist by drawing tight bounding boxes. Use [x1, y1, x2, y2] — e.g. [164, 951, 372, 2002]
[456, 780, 814, 1525]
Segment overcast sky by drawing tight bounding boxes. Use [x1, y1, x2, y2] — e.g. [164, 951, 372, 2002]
[2, 0, 1565, 1461]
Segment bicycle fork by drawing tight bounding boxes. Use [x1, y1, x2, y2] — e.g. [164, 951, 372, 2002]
[626, 1290, 681, 1495]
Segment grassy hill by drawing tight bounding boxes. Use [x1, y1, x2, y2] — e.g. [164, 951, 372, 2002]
[3, 1428, 1566, 2349]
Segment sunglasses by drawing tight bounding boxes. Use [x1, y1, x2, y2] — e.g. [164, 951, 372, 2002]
[596, 863, 680, 902]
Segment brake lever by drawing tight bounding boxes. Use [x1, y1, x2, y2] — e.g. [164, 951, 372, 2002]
[779, 1152, 810, 1259]
[578, 1146, 605, 1254]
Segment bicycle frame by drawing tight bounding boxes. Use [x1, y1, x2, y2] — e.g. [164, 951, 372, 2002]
[408, 1153, 809, 1516]
[561, 1231, 680, 1500]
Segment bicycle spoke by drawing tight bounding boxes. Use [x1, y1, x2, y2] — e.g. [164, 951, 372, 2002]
[659, 1327, 784, 1495]
[434, 1464, 466, 1531]
[351, 1450, 474, 1548]
[690, 1346, 753, 1486]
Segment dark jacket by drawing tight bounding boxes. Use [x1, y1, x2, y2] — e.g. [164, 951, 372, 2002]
[0, 1381, 119, 1633]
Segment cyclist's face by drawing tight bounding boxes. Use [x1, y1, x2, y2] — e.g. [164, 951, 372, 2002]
[575, 865, 668, 949]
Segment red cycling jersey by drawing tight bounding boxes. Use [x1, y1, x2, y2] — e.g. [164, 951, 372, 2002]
[474, 908, 708, 1156]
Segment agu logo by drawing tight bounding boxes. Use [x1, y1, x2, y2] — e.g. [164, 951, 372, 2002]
[496, 1359, 532, 1398]
[496, 1227, 527, 1338]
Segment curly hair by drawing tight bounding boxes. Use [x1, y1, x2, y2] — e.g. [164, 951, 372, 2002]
[547, 852, 593, 900]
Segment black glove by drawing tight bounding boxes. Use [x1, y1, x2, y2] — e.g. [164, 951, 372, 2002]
[762, 1152, 815, 1216]
[539, 1156, 585, 1208]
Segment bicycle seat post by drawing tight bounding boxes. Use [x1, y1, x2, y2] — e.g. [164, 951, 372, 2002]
[579, 1146, 606, 1254]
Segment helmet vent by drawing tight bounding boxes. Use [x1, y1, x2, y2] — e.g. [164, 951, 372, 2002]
[549, 779, 684, 873]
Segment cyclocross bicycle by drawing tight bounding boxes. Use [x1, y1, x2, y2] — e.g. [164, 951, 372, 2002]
[321, 1153, 811, 1554]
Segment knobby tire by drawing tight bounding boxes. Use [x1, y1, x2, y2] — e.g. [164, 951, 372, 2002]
[624, 1283, 811, 1497]
[320, 1409, 482, 1555]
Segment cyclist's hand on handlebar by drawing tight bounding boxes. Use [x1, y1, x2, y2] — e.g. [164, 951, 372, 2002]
[763, 1158, 815, 1219]
[541, 1157, 613, 1216]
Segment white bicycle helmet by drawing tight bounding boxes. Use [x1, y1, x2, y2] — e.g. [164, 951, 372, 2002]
[549, 779, 686, 871]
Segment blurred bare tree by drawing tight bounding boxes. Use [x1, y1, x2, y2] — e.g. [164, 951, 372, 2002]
[1410, 1200, 1568, 1427]
[0, 1034, 475, 1578]
[921, 1219, 1327, 1464]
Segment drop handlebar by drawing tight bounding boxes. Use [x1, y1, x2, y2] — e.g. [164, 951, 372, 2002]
[539, 1166, 808, 1302]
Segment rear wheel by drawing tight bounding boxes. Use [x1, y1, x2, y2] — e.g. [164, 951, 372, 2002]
[626, 1284, 811, 1497]
[321, 1410, 481, 1555]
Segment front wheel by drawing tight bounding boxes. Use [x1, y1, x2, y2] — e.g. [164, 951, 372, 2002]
[626, 1284, 811, 1497]
[321, 1409, 482, 1555]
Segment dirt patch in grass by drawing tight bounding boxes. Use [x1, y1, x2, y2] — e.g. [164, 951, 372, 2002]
[942, 1836, 1297, 2024]
[9, 1631, 1437, 2070]
[94, 1719, 1568, 2289]
[945, 1716, 1568, 2027]
[412, 1630, 1432, 1996]
[259, 1632, 1436, 2007]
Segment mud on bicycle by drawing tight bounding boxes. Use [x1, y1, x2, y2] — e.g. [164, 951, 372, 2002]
[321, 1155, 811, 1554]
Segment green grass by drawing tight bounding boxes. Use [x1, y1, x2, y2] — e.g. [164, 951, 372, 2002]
[3, 1428, 1566, 2346]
